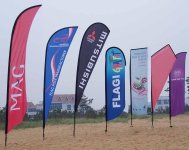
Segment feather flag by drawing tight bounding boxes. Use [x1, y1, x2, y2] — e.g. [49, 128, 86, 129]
[74, 23, 110, 135]
[5, 5, 41, 145]
[75, 23, 110, 111]
[105, 47, 126, 121]
[43, 27, 77, 138]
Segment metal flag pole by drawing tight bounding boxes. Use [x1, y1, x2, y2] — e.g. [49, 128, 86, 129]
[129, 52, 133, 127]
[151, 99, 154, 128]
[151, 79, 154, 128]
[169, 78, 173, 128]
[73, 98, 77, 137]
[105, 52, 108, 133]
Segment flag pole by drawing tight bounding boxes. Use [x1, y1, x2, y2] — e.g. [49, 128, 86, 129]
[129, 51, 133, 127]
[130, 104, 133, 127]
[43, 127, 45, 140]
[105, 113, 108, 133]
[42, 91, 45, 140]
[43, 38, 49, 141]
[105, 52, 108, 133]
[105, 95, 108, 133]
[5, 134, 7, 147]
[5, 6, 14, 144]
[169, 78, 173, 128]
[4, 73, 9, 146]
[151, 71, 154, 128]
[5, 70, 9, 146]
[105, 120, 108, 133]
[43, 81, 46, 140]
[151, 98, 154, 128]
[73, 90, 77, 137]
[42, 80, 45, 140]
[74, 34, 81, 137]
[73, 110, 76, 136]
[43, 91, 46, 141]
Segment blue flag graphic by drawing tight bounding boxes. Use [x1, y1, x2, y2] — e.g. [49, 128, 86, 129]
[105, 47, 126, 121]
[43, 27, 77, 126]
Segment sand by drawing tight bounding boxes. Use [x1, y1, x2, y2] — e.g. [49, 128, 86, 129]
[1, 115, 189, 150]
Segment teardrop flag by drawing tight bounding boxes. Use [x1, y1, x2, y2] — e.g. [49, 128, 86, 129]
[105, 47, 126, 121]
[43, 27, 78, 136]
[74, 23, 109, 136]
[75, 23, 110, 112]
[6, 5, 41, 134]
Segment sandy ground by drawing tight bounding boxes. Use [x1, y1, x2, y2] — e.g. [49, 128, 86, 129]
[1, 115, 189, 150]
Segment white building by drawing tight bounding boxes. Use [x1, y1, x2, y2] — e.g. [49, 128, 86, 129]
[153, 96, 189, 112]
[50, 94, 75, 112]
[27, 94, 89, 115]
[27, 102, 37, 117]
[36, 101, 43, 111]
[154, 96, 169, 112]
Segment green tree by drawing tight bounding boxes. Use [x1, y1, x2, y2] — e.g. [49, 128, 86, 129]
[78, 95, 93, 115]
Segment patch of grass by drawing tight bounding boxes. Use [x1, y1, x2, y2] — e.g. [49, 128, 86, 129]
[0, 123, 5, 130]
[0, 117, 127, 130]
[0, 113, 186, 130]
[129, 115, 151, 120]
[111, 117, 129, 123]
[153, 113, 169, 119]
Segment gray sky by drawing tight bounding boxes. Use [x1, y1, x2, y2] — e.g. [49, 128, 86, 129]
[0, 0, 189, 110]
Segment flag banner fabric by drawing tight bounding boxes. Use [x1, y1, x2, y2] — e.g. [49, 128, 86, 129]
[151, 44, 176, 109]
[6, 5, 41, 133]
[75, 23, 110, 111]
[170, 52, 187, 116]
[105, 47, 126, 121]
[43, 27, 77, 124]
[130, 48, 148, 115]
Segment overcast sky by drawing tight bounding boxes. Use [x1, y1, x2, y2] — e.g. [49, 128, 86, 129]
[0, 0, 189, 110]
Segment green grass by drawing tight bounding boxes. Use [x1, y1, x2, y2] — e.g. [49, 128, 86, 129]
[0, 118, 105, 130]
[0, 113, 182, 130]
[0, 117, 127, 130]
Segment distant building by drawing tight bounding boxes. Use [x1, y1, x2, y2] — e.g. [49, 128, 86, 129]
[50, 94, 75, 112]
[186, 97, 189, 105]
[36, 103, 43, 112]
[35, 101, 43, 112]
[27, 102, 37, 117]
[148, 96, 189, 112]
[154, 96, 169, 112]
[26, 94, 82, 115]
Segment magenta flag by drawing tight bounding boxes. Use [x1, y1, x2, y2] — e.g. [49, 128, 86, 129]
[151, 45, 176, 109]
[170, 52, 187, 116]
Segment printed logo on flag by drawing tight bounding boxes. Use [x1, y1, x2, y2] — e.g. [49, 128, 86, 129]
[87, 31, 96, 43]
[110, 51, 124, 73]
[132, 77, 147, 96]
[173, 69, 184, 80]
[53, 35, 69, 43]
[51, 36, 70, 48]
